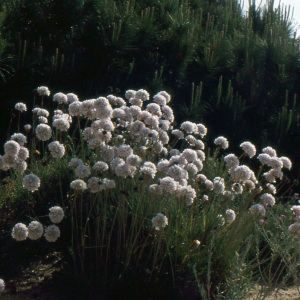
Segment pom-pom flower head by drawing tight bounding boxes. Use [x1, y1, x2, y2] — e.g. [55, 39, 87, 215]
[240, 141, 256, 158]
[44, 225, 60, 242]
[152, 213, 168, 230]
[214, 136, 229, 149]
[22, 173, 41, 192]
[70, 179, 87, 191]
[15, 102, 27, 112]
[28, 221, 44, 240]
[12, 223, 28, 241]
[35, 124, 52, 141]
[37, 86, 50, 96]
[49, 206, 64, 223]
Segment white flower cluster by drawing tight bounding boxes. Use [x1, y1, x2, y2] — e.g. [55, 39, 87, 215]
[15, 102, 27, 112]
[0, 137, 29, 174]
[152, 213, 168, 230]
[12, 206, 64, 242]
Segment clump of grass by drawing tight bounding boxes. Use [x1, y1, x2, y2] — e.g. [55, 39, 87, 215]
[0, 86, 299, 298]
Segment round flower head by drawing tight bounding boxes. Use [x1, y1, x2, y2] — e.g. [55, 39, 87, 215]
[53, 92, 68, 104]
[4, 140, 20, 156]
[70, 179, 87, 191]
[13, 159, 27, 174]
[11, 133, 27, 146]
[12, 223, 28, 241]
[24, 124, 32, 132]
[213, 177, 225, 194]
[260, 193, 275, 206]
[101, 178, 116, 190]
[28, 221, 43, 240]
[149, 184, 163, 195]
[180, 121, 198, 134]
[125, 89, 136, 100]
[214, 136, 229, 149]
[68, 101, 82, 116]
[93, 161, 109, 172]
[172, 129, 184, 139]
[152, 213, 168, 230]
[140, 162, 157, 178]
[153, 94, 167, 106]
[15, 102, 27, 112]
[75, 164, 91, 178]
[49, 206, 64, 223]
[38, 116, 48, 124]
[35, 124, 52, 141]
[289, 223, 300, 234]
[225, 209, 236, 223]
[240, 141, 256, 158]
[197, 124, 207, 138]
[67, 93, 79, 103]
[52, 117, 70, 132]
[159, 176, 178, 194]
[117, 144, 133, 158]
[0, 278, 4, 293]
[249, 203, 266, 217]
[224, 154, 239, 168]
[44, 225, 60, 242]
[135, 89, 149, 101]
[279, 156, 292, 170]
[262, 146, 277, 157]
[23, 173, 40, 192]
[48, 141, 65, 158]
[37, 86, 50, 96]
[231, 165, 252, 182]
[69, 158, 84, 168]
[291, 205, 300, 217]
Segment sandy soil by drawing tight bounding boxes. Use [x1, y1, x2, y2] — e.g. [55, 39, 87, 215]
[246, 285, 300, 299]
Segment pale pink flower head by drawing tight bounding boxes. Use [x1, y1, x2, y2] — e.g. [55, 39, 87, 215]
[4, 140, 20, 156]
[291, 205, 300, 217]
[28, 221, 43, 240]
[225, 209, 236, 223]
[224, 154, 239, 168]
[12, 223, 28, 241]
[240, 141, 256, 158]
[279, 156, 292, 170]
[135, 89, 150, 101]
[231, 165, 252, 182]
[37, 86, 50, 96]
[44, 225, 60, 242]
[260, 193, 275, 207]
[157, 91, 171, 103]
[152, 213, 168, 230]
[180, 121, 198, 134]
[35, 124, 52, 141]
[15, 102, 27, 112]
[49, 206, 64, 223]
[22, 173, 40, 192]
[67, 93, 79, 103]
[262, 146, 277, 157]
[53, 92, 68, 104]
[289, 223, 300, 234]
[197, 124, 207, 138]
[249, 203, 266, 217]
[214, 136, 229, 149]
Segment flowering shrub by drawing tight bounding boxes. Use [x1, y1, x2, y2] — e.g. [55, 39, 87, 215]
[0, 86, 300, 297]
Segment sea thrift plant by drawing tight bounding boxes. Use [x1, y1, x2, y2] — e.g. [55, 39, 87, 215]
[2, 86, 299, 298]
